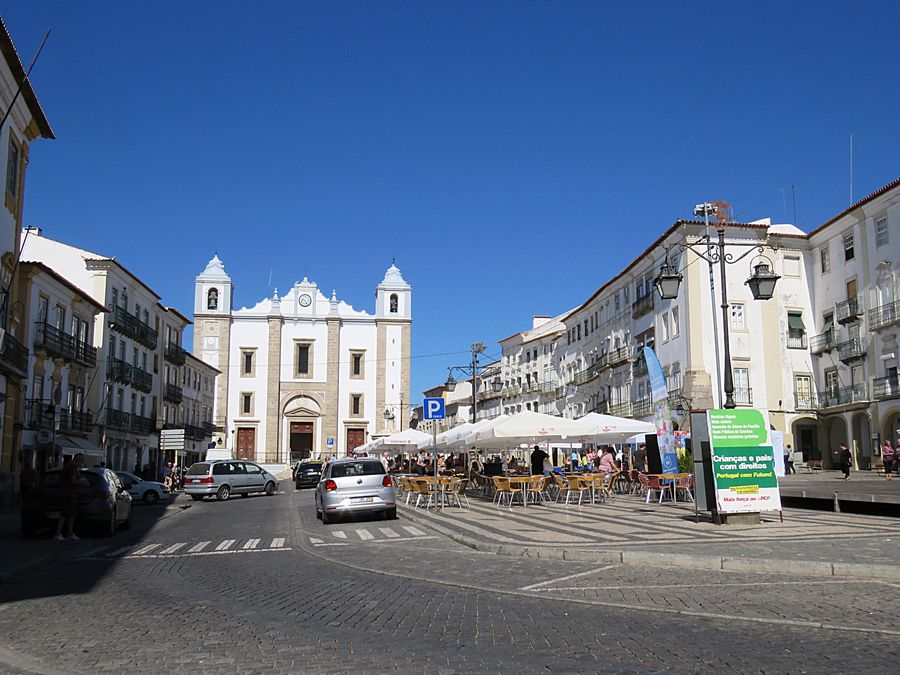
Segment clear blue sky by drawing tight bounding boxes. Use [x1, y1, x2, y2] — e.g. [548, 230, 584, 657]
[7, 1, 900, 400]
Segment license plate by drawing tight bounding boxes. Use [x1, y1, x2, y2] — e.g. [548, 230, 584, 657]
[350, 497, 373, 503]
[47, 511, 59, 519]
[188, 479, 198, 483]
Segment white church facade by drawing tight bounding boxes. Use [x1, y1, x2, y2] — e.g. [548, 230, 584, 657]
[193, 256, 411, 463]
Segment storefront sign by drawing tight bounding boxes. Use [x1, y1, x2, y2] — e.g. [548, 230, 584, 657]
[707, 408, 781, 514]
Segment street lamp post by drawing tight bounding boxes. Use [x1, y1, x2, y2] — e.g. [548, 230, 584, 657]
[445, 342, 503, 424]
[654, 203, 781, 410]
[383, 400, 417, 431]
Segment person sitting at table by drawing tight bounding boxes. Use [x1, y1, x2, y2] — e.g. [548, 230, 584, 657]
[598, 447, 618, 475]
[414, 451, 427, 476]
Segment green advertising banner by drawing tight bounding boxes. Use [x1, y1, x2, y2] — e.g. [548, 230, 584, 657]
[707, 409, 782, 514]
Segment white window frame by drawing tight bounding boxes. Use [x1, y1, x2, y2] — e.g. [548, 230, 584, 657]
[730, 303, 745, 330]
[875, 217, 889, 248]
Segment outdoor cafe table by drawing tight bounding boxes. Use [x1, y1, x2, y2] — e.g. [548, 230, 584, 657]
[564, 473, 608, 505]
[418, 476, 454, 507]
[505, 475, 543, 507]
[645, 473, 691, 504]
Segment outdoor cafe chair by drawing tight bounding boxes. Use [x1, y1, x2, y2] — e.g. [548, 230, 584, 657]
[412, 479, 436, 509]
[492, 476, 522, 508]
[526, 475, 551, 505]
[564, 475, 591, 506]
[675, 474, 694, 502]
[551, 473, 569, 503]
[643, 474, 674, 504]
[450, 477, 470, 508]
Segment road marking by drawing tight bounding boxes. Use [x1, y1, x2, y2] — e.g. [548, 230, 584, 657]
[309, 537, 324, 544]
[402, 526, 426, 536]
[372, 535, 437, 543]
[271, 537, 286, 548]
[132, 544, 161, 556]
[96, 547, 293, 560]
[243, 538, 260, 550]
[107, 546, 134, 557]
[356, 529, 374, 541]
[379, 528, 400, 538]
[333, 530, 348, 539]
[159, 543, 186, 555]
[519, 564, 621, 591]
[312, 542, 350, 547]
[216, 539, 235, 551]
[188, 541, 210, 553]
[540, 579, 876, 592]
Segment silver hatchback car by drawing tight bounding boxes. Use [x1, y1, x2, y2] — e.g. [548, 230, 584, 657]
[184, 460, 279, 501]
[315, 458, 396, 524]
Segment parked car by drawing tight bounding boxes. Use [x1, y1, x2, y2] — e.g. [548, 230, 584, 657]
[115, 471, 171, 504]
[21, 468, 133, 537]
[314, 457, 396, 524]
[294, 460, 324, 489]
[183, 460, 279, 501]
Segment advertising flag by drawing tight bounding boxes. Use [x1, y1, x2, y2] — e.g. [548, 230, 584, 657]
[643, 347, 679, 475]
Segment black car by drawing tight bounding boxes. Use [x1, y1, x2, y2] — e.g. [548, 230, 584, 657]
[294, 460, 324, 489]
[21, 468, 133, 537]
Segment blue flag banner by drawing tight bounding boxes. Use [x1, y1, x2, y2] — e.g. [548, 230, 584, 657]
[643, 347, 679, 475]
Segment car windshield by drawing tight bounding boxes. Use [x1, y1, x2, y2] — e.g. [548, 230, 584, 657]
[187, 463, 210, 476]
[331, 461, 384, 478]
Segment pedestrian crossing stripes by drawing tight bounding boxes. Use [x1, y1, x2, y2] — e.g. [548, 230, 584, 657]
[310, 526, 437, 547]
[100, 537, 291, 560]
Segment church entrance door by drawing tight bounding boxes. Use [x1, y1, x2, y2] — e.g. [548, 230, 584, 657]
[236, 428, 256, 461]
[347, 428, 365, 456]
[290, 422, 314, 462]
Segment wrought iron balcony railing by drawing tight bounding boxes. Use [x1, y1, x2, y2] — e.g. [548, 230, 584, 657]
[835, 297, 863, 324]
[132, 367, 154, 393]
[26, 399, 56, 429]
[632, 355, 648, 378]
[786, 332, 808, 349]
[58, 408, 94, 434]
[631, 294, 654, 320]
[130, 413, 154, 435]
[809, 329, 836, 354]
[874, 375, 900, 400]
[632, 397, 652, 417]
[106, 409, 130, 430]
[594, 399, 609, 414]
[837, 338, 866, 364]
[164, 383, 183, 404]
[165, 342, 187, 366]
[33, 322, 97, 367]
[819, 384, 869, 409]
[608, 347, 631, 367]
[868, 300, 900, 331]
[733, 387, 753, 406]
[794, 392, 817, 410]
[107, 357, 132, 385]
[0, 331, 29, 376]
[609, 400, 632, 417]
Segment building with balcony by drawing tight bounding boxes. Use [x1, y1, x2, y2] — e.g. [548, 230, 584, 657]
[176, 352, 219, 466]
[499, 315, 566, 418]
[0, 20, 55, 504]
[15, 262, 106, 473]
[803, 177, 900, 469]
[20, 230, 197, 475]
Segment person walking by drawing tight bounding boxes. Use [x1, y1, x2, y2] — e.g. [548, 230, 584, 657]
[634, 444, 647, 473]
[838, 442, 852, 480]
[570, 448, 579, 472]
[530, 445, 548, 476]
[783, 444, 792, 475]
[883, 441, 895, 480]
[56, 453, 87, 541]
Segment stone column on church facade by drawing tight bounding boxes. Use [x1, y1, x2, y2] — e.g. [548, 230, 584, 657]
[265, 316, 283, 463]
[324, 317, 341, 455]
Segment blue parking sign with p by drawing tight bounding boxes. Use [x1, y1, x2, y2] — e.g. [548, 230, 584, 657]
[423, 397, 445, 420]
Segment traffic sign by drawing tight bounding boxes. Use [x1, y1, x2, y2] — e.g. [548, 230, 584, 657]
[160, 428, 185, 450]
[326, 437, 334, 447]
[423, 397, 445, 420]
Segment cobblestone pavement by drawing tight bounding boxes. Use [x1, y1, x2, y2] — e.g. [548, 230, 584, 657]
[0, 489, 897, 673]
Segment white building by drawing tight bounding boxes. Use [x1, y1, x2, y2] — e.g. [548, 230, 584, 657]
[804, 178, 900, 468]
[17, 261, 106, 471]
[193, 257, 411, 462]
[21, 230, 203, 475]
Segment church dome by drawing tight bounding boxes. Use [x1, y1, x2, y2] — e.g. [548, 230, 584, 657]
[200, 254, 229, 278]
[378, 262, 410, 289]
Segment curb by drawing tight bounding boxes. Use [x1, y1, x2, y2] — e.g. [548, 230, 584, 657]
[398, 506, 900, 582]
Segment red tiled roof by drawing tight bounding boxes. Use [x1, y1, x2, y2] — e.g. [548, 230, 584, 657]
[0, 17, 54, 139]
[807, 176, 900, 237]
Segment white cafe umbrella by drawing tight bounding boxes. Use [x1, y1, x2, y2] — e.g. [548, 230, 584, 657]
[372, 428, 432, 451]
[416, 422, 472, 451]
[570, 413, 656, 444]
[464, 411, 588, 448]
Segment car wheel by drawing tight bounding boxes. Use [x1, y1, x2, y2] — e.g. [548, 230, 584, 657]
[386, 508, 397, 520]
[143, 490, 160, 504]
[265, 481, 276, 496]
[190, 494, 204, 501]
[216, 485, 231, 501]
[321, 510, 332, 525]
[295, 482, 301, 490]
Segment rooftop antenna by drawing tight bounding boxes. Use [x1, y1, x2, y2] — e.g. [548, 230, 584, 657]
[849, 134, 854, 205]
[791, 184, 798, 226]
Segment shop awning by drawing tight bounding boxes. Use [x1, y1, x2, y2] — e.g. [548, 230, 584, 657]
[56, 435, 105, 458]
[788, 314, 805, 330]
